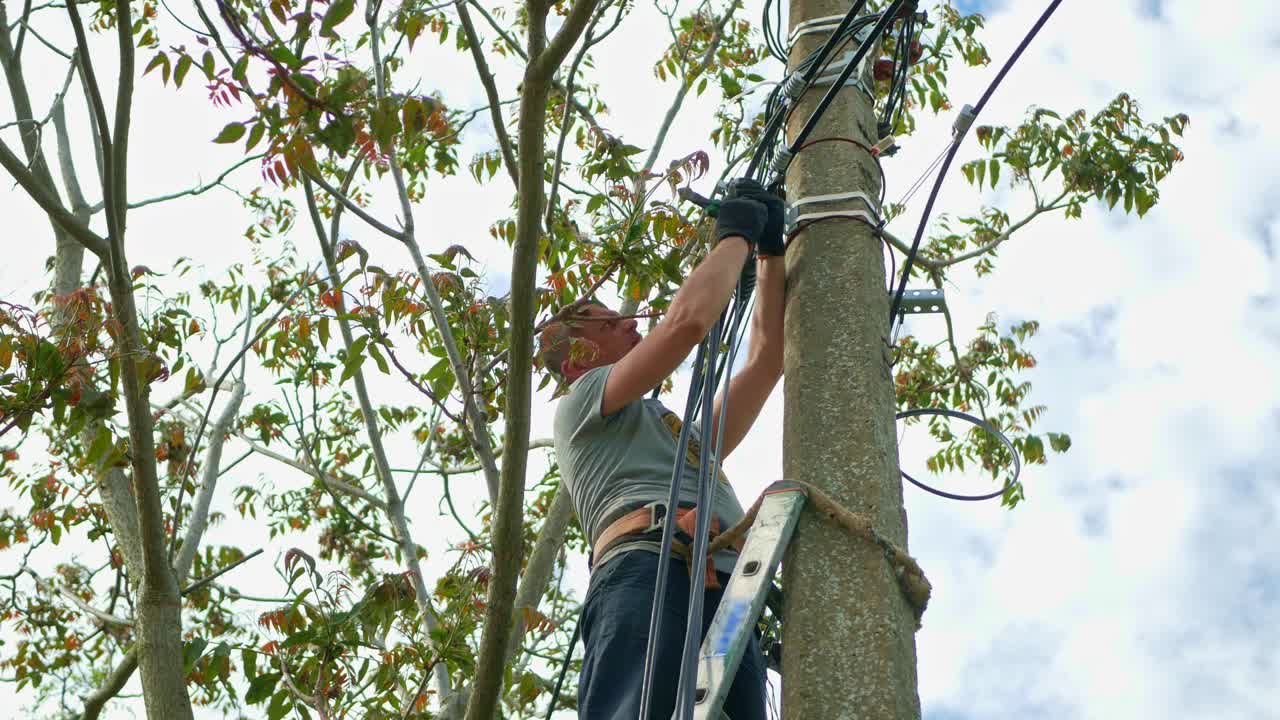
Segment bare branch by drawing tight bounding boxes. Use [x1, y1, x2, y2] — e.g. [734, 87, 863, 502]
[304, 168, 405, 241]
[79, 649, 137, 720]
[26, 571, 131, 626]
[12, 0, 33, 57]
[501, 485, 573, 662]
[51, 58, 88, 214]
[174, 377, 246, 583]
[456, 2, 519, 187]
[239, 436, 389, 512]
[303, 157, 455, 703]
[0, 137, 108, 256]
[464, 0, 525, 59]
[181, 548, 264, 597]
[85, 153, 263, 214]
[641, 0, 740, 174]
[544, 3, 609, 233]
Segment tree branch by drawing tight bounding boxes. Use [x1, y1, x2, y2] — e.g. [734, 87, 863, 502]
[181, 547, 264, 597]
[0, 137, 107, 256]
[641, 0, 739, 174]
[240, 435, 389, 512]
[303, 167, 455, 704]
[51, 58, 88, 214]
[79, 649, 137, 720]
[173, 378, 246, 583]
[33, 573, 132, 627]
[304, 168, 405, 241]
[532, 0, 600, 81]
[456, 2, 519, 187]
[85, 153, 263, 214]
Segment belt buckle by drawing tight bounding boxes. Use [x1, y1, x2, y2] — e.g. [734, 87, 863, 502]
[642, 500, 667, 533]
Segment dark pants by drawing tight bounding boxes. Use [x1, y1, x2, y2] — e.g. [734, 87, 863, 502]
[577, 551, 768, 720]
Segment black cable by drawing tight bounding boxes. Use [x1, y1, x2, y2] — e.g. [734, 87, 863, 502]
[780, 0, 908, 177]
[636, 338, 708, 720]
[888, 0, 1064, 327]
[896, 408, 1022, 501]
[673, 314, 726, 719]
[762, 0, 788, 62]
[746, 1, 874, 179]
[543, 614, 581, 720]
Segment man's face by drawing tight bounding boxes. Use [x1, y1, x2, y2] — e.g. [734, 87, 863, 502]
[565, 304, 641, 375]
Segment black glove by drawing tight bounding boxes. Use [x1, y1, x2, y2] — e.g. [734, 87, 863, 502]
[739, 188, 785, 256]
[714, 196, 768, 248]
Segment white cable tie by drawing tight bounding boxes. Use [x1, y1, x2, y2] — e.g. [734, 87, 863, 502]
[952, 103, 977, 140]
[785, 209, 879, 236]
[787, 13, 873, 48]
[873, 135, 897, 156]
[791, 190, 881, 215]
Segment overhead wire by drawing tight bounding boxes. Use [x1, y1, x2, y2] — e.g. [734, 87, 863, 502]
[888, 0, 1064, 326]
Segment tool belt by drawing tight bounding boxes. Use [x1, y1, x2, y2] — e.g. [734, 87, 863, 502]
[591, 501, 746, 591]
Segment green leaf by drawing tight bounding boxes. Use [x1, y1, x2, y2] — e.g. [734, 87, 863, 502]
[245, 673, 278, 705]
[245, 122, 266, 152]
[974, 159, 985, 188]
[368, 342, 390, 374]
[241, 648, 258, 680]
[86, 425, 113, 468]
[213, 123, 246, 144]
[183, 637, 208, 673]
[318, 316, 330, 349]
[321, 0, 355, 36]
[341, 336, 369, 382]
[174, 54, 192, 88]
[961, 162, 975, 185]
[1047, 432, 1072, 453]
[1135, 187, 1155, 217]
[267, 689, 292, 720]
[232, 55, 250, 84]
[184, 367, 206, 395]
[988, 158, 1000, 189]
[143, 53, 170, 84]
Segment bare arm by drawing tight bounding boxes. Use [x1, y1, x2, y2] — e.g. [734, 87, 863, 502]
[710, 254, 785, 457]
[602, 237, 751, 416]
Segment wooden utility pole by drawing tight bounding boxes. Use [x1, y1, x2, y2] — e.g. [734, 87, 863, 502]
[780, 1, 922, 718]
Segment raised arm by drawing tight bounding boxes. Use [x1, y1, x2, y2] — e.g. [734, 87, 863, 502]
[709, 253, 785, 457]
[601, 196, 767, 416]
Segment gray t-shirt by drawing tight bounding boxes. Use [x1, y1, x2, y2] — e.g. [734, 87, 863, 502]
[553, 365, 745, 574]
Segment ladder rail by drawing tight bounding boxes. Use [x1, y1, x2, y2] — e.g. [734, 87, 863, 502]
[686, 481, 807, 720]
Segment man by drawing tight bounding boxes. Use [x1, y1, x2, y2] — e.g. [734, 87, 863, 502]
[541, 182, 786, 720]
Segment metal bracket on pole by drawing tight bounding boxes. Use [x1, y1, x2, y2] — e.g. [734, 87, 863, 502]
[895, 287, 947, 314]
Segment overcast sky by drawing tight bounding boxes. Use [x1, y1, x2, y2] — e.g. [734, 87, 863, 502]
[2, 0, 1278, 718]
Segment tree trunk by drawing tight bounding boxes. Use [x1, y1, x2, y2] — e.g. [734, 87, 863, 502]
[780, 1, 921, 718]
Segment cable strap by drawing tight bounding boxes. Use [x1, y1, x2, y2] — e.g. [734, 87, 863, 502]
[785, 190, 881, 234]
[705, 480, 931, 627]
[788, 12, 874, 47]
